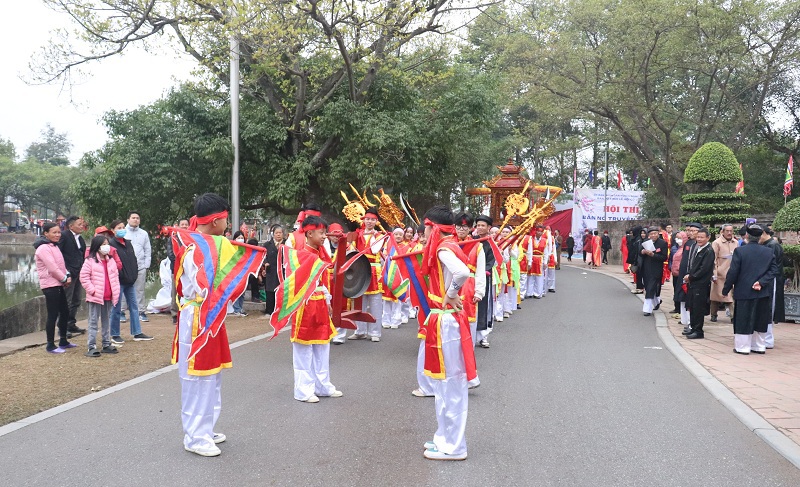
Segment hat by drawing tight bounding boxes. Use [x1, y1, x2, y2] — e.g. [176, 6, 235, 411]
[94, 226, 112, 235]
[685, 222, 702, 229]
[647, 226, 660, 234]
[475, 214, 492, 225]
[746, 224, 763, 237]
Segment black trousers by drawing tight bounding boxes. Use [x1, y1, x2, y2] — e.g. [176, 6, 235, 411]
[42, 286, 69, 347]
[249, 275, 261, 300]
[567, 249, 573, 261]
[264, 290, 276, 315]
[64, 275, 83, 327]
[602, 249, 609, 263]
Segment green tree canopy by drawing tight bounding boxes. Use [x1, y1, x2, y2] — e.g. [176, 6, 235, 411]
[25, 124, 72, 166]
[684, 142, 742, 185]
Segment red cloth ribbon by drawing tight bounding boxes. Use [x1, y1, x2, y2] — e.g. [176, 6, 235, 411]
[301, 222, 326, 231]
[422, 218, 456, 274]
[189, 211, 229, 231]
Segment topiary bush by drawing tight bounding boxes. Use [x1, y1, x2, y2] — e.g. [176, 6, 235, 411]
[682, 142, 749, 230]
[684, 142, 742, 184]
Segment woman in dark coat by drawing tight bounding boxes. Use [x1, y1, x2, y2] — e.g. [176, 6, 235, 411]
[263, 225, 285, 315]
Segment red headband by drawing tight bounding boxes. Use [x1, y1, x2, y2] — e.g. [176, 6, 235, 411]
[424, 218, 455, 234]
[189, 211, 229, 231]
[302, 223, 326, 231]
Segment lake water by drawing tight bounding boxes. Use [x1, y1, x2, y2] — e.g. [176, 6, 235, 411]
[0, 246, 41, 311]
[0, 246, 159, 312]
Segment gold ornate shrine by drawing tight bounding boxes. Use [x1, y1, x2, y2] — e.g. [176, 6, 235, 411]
[467, 158, 563, 232]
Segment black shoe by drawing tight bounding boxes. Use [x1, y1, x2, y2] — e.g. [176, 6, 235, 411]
[669, 309, 679, 314]
[686, 332, 704, 339]
[653, 301, 661, 311]
[133, 333, 154, 341]
[101, 346, 118, 354]
[751, 350, 766, 354]
[68, 326, 85, 334]
[111, 335, 125, 345]
[681, 329, 692, 336]
[710, 315, 717, 322]
[643, 312, 652, 316]
[548, 289, 555, 293]
[517, 305, 522, 309]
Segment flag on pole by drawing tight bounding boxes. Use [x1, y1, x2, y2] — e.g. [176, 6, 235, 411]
[617, 170, 623, 190]
[784, 155, 794, 197]
[588, 169, 594, 183]
[735, 163, 744, 194]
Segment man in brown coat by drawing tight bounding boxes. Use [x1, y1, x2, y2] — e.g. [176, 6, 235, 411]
[710, 224, 737, 322]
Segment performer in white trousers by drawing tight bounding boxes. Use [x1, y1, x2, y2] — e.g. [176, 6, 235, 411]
[350, 207, 386, 342]
[354, 293, 383, 339]
[412, 339, 436, 397]
[419, 206, 473, 461]
[546, 229, 557, 292]
[292, 340, 337, 401]
[382, 297, 403, 328]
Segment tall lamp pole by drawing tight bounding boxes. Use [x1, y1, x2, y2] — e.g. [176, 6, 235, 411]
[230, 10, 240, 230]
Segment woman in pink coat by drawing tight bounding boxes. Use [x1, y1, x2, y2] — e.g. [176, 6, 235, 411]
[80, 235, 121, 357]
[34, 222, 76, 353]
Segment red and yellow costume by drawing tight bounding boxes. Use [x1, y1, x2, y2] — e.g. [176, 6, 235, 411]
[290, 243, 337, 344]
[355, 228, 385, 295]
[530, 236, 547, 276]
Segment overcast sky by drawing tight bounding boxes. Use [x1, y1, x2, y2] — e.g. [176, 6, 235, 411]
[0, 2, 196, 163]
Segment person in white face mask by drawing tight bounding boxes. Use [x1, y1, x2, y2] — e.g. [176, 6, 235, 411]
[80, 235, 121, 356]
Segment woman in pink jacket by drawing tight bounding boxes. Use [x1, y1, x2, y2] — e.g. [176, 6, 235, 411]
[34, 222, 76, 353]
[80, 235, 121, 357]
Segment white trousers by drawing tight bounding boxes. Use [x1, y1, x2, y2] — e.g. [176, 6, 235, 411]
[432, 314, 469, 455]
[493, 288, 504, 321]
[178, 308, 221, 451]
[332, 327, 347, 343]
[751, 332, 767, 353]
[382, 299, 403, 327]
[546, 267, 556, 290]
[530, 275, 545, 298]
[519, 275, 528, 299]
[470, 321, 478, 348]
[292, 342, 336, 400]
[401, 300, 411, 322]
[417, 340, 436, 396]
[734, 333, 766, 354]
[355, 293, 383, 337]
[765, 322, 774, 348]
[526, 274, 537, 297]
[680, 303, 690, 326]
[503, 286, 516, 313]
[643, 297, 661, 314]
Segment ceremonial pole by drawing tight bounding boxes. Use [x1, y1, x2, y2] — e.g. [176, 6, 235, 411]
[230, 7, 241, 229]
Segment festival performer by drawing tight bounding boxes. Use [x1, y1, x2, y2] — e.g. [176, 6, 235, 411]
[349, 207, 386, 342]
[545, 226, 557, 293]
[491, 227, 505, 323]
[172, 193, 266, 457]
[400, 225, 416, 323]
[285, 203, 323, 249]
[324, 222, 350, 345]
[287, 215, 343, 402]
[382, 228, 407, 329]
[419, 206, 475, 461]
[518, 232, 530, 300]
[454, 212, 486, 347]
[499, 226, 518, 316]
[529, 225, 549, 298]
[474, 215, 495, 348]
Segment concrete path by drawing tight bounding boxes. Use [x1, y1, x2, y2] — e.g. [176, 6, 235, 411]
[1, 266, 799, 486]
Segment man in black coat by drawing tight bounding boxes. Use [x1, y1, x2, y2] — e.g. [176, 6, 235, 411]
[723, 225, 777, 354]
[677, 222, 701, 330]
[58, 216, 86, 336]
[760, 228, 785, 349]
[627, 226, 644, 293]
[683, 227, 715, 339]
[639, 227, 668, 316]
[601, 231, 611, 264]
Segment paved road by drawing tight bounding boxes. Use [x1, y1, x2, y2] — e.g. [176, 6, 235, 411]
[2, 267, 800, 486]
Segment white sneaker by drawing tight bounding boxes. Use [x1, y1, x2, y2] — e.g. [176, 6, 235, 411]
[390, 324, 399, 329]
[423, 448, 467, 461]
[347, 334, 367, 340]
[382, 324, 391, 329]
[411, 388, 432, 397]
[370, 336, 380, 342]
[401, 317, 409, 324]
[212, 433, 226, 444]
[503, 312, 510, 318]
[185, 444, 221, 457]
[495, 316, 503, 322]
[329, 390, 343, 398]
[331, 339, 345, 345]
[424, 441, 436, 450]
[299, 395, 319, 403]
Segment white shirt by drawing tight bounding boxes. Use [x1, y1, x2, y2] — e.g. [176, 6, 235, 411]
[439, 248, 469, 299]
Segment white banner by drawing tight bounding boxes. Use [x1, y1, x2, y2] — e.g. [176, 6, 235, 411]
[571, 188, 644, 252]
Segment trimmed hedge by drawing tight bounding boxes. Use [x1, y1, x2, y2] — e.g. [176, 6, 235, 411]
[682, 192, 746, 203]
[681, 202, 752, 213]
[773, 198, 800, 232]
[683, 213, 751, 225]
[684, 142, 742, 183]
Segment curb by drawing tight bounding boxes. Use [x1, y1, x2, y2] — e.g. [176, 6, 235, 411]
[0, 330, 275, 438]
[572, 264, 800, 470]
